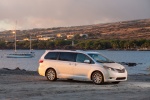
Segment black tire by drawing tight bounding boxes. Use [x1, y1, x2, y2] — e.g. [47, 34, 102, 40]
[46, 68, 57, 81]
[91, 71, 104, 85]
[112, 81, 120, 84]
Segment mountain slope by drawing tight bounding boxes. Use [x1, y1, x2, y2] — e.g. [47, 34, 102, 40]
[0, 19, 150, 41]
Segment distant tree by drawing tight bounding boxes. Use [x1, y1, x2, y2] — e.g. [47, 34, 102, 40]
[0, 41, 6, 49]
[46, 41, 55, 49]
[37, 41, 47, 49]
[85, 40, 94, 49]
[0, 39, 150, 50]
[111, 40, 120, 49]
[141, 41, 150, 48]
[74, 34, 81, 40]
[75, 42, 86, 49]
[64, 45, 76, 50]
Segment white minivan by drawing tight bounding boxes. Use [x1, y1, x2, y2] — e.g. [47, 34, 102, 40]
[38, 50, 127, 84]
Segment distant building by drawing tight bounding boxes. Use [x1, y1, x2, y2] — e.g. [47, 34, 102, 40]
[67, 35, 74, 39]
[38, 37, 55, 40]
[23, 38, 37, 41]
[23, 38, 29, 41]
[56, 33, 66, 38]
[36, 35, 45, 38]
[57, 34, 62, 38]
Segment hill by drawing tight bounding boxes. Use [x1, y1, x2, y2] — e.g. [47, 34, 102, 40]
[0, 18, 150, 41]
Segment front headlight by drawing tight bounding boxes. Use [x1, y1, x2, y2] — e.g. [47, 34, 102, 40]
[103, 66, 116, 71]
[103, 66, 126, 73]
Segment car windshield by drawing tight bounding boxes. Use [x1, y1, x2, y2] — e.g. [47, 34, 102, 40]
[88, 53, 114, 63]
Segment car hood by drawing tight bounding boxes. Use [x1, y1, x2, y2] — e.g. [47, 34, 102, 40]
[102, 63, 125, 69]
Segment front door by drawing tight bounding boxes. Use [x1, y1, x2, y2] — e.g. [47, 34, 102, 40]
[72, 53, 93, 79]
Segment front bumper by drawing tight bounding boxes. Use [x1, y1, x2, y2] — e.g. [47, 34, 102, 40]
[104, 70, 127, 82]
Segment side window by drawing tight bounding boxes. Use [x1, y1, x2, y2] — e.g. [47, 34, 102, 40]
[44, 52, 59, 60]
[59, 52, 77, 62]
[76, 53, 93, 63]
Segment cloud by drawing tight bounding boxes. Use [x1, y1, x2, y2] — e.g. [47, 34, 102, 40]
[0, 0, 150, 31]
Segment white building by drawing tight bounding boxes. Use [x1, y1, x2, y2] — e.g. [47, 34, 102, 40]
[38, 37, 55, 40]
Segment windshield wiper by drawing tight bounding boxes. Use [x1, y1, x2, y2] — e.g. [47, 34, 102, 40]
[96, 60, 106, 63]
[96, 60, 114, 63]
[107, 61, 115, 63]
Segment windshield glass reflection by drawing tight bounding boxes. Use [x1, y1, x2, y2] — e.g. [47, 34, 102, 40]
[88, 53, 114, 63]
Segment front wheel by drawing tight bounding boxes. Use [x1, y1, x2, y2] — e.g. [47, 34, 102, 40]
[91, 71, 104, 85]
[46, 69, 57, 81]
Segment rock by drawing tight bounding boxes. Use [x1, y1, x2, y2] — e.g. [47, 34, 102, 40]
[2, 68, 11, 70]
[119, 62, 137, 67]
[147, 67, 150, 71]
[15, 67, 21, 70]
[128, 63, 137, 67]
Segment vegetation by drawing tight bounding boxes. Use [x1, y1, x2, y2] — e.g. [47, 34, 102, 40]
[0, 39, 150, 50]
[0, 19, 150, 50]
[0, 19, 150, 42]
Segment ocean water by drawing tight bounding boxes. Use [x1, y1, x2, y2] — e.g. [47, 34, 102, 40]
[0, 50, 44, 71]
[0, 50, 150, 75]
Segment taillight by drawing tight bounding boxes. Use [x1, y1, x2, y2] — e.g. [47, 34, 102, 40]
[39, 60, 43, 63]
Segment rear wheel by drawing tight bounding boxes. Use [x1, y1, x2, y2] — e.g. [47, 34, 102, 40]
[46, 69, 57, 81]
[91, 71, 104, 85]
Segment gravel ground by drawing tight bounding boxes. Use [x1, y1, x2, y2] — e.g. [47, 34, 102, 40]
[0, 69, 150, 100]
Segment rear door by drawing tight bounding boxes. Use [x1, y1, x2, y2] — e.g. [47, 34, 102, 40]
[56, 52, 77, 78]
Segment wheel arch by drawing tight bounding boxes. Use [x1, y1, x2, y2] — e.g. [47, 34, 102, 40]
[90, 70, 105, 82]
[45, 67, 56, 76]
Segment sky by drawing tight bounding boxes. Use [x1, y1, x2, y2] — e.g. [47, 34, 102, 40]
[0, 0, 150, 31]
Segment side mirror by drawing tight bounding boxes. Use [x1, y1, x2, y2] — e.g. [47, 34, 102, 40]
[84, 60, 90, 64]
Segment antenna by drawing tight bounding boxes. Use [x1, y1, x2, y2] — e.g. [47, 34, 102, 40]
[30, 35, 31, 51]
[14, 21, 17, 52]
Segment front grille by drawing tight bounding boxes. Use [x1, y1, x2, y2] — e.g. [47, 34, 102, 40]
[116, 77, 126, 80]
[116, 68, 125, 73]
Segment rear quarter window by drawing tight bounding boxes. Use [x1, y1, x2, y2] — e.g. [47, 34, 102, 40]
[59, 52, 77, 62]
[44, 52, 59, 60]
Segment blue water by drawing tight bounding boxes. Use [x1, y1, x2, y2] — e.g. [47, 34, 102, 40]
[97, 50, 150, 64]
[0, 50, 150, 75]
[0, 50, 44, 71]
